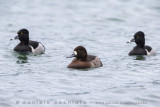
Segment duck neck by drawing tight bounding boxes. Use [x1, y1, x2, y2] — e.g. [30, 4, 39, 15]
[19, 34, 29, 45]
[80, 52, 87, 61]
[136, 44, 144, 48]
[20, 41, 29, 45]
[135, 38, 145, 48]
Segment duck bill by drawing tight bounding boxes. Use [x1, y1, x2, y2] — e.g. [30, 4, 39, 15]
[10, 35, 19, 41]
[66, 54, 76, 58]
[127, 38, 135, 43]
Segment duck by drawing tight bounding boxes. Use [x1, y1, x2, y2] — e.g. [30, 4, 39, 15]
[13, 29, 45, 54]
[128, 31, 155, 55]
[67, 46, 103, 69]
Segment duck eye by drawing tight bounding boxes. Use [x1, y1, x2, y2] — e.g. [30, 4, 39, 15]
[21, 32, 23, 35]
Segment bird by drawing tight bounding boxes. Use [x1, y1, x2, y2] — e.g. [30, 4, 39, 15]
[67, 46, 103, 69]
[128, 31, 155, 55]
[13, 29, 45, 54]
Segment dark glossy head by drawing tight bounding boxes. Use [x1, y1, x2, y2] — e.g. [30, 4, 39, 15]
[127, 31, 145, 47]
[67, 46, 88, 61]
[16, 29, 29, 45]
[134, 31, 145, 47]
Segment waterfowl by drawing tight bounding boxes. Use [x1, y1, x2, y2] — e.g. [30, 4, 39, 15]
[67, 46, 103, 69]
[13, 29, 45, 54]
[128, 31, 155, 55]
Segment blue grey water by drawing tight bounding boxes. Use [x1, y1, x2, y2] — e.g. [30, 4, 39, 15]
[0, 0, 160, 107]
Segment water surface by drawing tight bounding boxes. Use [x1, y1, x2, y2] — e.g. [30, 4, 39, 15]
[0, 0, 160, 107]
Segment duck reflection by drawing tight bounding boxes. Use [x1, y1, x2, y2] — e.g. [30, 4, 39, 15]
[16, 53, 28, 63]
[134, 55, 146, 60]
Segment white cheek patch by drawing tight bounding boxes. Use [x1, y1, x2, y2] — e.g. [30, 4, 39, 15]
[74, 51, 77, 55]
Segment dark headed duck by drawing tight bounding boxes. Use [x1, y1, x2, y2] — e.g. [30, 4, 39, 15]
[128, 31, 155, 55]
[13, 29, 45, 54]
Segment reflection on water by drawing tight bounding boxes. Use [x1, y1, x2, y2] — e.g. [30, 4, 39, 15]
[16, 53, 28, 64]
[134, 55, 146, 60]
[107, 18, 125, 22]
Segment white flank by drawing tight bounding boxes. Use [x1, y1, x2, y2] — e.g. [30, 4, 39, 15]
[34, 43, 45, 54]
[145, 49, 155, 56]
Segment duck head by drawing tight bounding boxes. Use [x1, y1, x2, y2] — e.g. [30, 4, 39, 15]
[12, 29, 29, 45]
[67, 46, 88, 61]
[128, 31, 145, 48]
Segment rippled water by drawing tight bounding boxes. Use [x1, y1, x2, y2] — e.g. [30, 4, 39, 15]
[0, 0, 160, 107]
